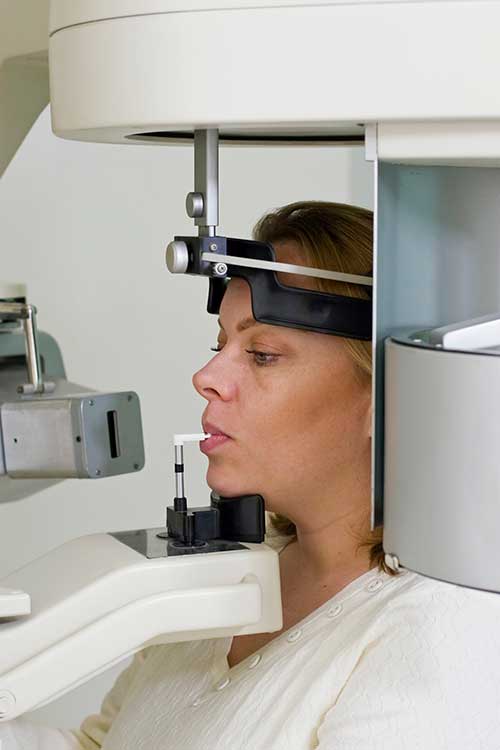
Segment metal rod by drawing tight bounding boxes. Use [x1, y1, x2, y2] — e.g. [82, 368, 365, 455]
[202, 252, 374, 287]
[0, 302, 44, 391]
[172, 434, 210, 511]
[194, 129, 219, 237]
[22, 306, 43, 391]
[174, 443, 185, 499]
[0, 302, 28, 320]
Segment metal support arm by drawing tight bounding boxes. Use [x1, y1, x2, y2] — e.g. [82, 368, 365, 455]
[0, 302, 54, 394]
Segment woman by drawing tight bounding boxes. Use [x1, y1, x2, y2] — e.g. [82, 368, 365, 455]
[3, 202, 500, 749]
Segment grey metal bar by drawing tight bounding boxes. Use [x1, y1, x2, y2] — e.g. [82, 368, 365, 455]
[202, 251, 374, 286]
[194, 128, 219, 237]
[0, 302, 43, 392]
[22, 306, 43, 392]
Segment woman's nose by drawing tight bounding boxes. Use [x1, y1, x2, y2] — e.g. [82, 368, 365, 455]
[192, 357, 236, 402]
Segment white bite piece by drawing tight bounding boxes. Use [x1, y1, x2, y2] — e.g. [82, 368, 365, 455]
[174, 433, 211, 446]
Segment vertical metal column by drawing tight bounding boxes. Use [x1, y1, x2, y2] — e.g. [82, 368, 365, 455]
[186, 129, 219, 237]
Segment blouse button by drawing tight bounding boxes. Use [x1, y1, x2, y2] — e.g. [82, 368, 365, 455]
[366, 578, 384, 593]
[215, 676, 231, 691]
[327, 603, 343, 618]
[248, 653, 262, 669]
[287, 628, 302, 643]
[192, 694, 208, 707]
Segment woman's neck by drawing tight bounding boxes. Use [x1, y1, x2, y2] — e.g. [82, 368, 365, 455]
[283, 505, 375, 588]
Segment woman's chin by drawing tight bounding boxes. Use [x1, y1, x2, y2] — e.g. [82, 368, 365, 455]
[206, 468, 257, 499]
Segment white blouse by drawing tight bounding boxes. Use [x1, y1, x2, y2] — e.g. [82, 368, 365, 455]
[3, 537, 500, 749]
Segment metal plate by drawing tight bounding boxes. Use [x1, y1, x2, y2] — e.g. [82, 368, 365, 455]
[111, 528, 247, 558]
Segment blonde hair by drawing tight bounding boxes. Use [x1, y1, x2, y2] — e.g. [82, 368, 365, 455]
[253, 200, 398, 577]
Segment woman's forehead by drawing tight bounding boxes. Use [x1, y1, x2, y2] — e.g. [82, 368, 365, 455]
[220, 278, 252, 314]
[220, 240, 319, 325]
[218, 279, 345, 351]
[218, 279, 258, 331]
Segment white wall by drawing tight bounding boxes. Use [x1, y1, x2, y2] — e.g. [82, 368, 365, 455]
[0, 0, 50, 175]
[0, 0, 49, 61]
[0, 107, 372, 729]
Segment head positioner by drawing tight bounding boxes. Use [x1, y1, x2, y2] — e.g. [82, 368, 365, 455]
[166, 129, 373, 341]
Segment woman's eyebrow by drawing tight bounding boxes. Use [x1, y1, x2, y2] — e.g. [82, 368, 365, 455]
[217, 316, 263, 333]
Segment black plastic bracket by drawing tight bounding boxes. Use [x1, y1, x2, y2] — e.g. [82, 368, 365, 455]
[166, 491, 265, 546]
[175, 234, 372, 340]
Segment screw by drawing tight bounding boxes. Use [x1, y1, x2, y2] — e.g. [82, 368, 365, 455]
[95, 469, 101, 476]
[210, 243, 218, 251]
[134, 463, 140, 470]
[127, 394, 133, 402]
[13, 438, 18, 444]
[214, 263, 228, 276]
[88, 400, 95, 406]
[76, 436, 81, 443]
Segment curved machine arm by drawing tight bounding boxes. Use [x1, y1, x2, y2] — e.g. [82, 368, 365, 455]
[0, 532, 282, 721]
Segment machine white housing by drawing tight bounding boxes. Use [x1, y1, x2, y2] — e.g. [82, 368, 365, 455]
[47, 0, 500, 594]
[49, 0, 500, 153]
[0, 531, 281, 720]
[384, 338, 500, 592]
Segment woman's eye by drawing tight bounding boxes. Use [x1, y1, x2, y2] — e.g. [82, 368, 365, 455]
[210, 345, 279, 367]
[245, 349, 280, 367]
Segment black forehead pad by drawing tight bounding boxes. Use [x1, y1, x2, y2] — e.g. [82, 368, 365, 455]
[206, 237, 372, 341]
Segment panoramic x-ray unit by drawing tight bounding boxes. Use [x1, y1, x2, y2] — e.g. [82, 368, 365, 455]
[2, 0, 500, 723]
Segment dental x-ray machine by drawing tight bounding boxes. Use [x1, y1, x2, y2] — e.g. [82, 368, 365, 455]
[2, 0, 500, 723]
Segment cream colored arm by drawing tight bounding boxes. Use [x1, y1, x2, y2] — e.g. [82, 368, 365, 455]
[0, 650, 149, 750]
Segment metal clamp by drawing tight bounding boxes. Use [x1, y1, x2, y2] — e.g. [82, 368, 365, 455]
[0, 302, 55, 394]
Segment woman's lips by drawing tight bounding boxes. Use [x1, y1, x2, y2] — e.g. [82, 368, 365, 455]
[200, 422, 232, 454]
[200, 433, 232, 454]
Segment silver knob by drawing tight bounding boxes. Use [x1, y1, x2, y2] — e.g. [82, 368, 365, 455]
[166, 241, 189, 274]
[186, 192, 204, 219]
[214, 263, 228, 276]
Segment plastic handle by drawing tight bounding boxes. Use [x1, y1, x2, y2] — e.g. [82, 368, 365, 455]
[0, 587, 31, 618]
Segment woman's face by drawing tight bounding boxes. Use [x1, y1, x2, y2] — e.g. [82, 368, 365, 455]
[192, 242, 372, 525]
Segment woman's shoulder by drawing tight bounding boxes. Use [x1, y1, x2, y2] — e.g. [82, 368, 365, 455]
[318, 570, 500, 749]
[374, 566, 500, 652]
[263, 512, 500, 630]
[382, 566, 500, 611]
